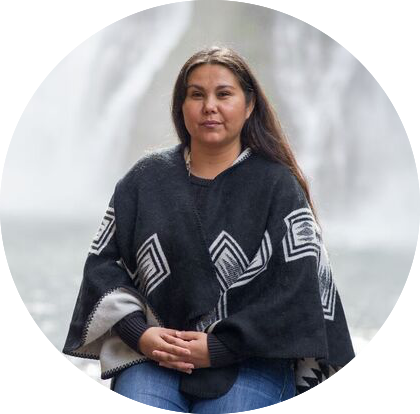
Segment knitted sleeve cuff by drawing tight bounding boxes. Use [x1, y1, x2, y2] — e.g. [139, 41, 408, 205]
[113, 310, 150, 353]
[207, 333, 240, 368]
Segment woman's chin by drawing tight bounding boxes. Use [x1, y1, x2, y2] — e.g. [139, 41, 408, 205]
[192, 135, 238, 148]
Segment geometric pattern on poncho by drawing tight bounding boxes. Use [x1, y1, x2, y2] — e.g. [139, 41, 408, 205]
[196, 230, 273, 331]
[282, 208, 337, 321]
[134, 233, 171, 297]
[294, 357, 339, 395]
[89, 207, 116, 256]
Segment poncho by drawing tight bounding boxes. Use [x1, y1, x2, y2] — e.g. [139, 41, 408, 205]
[63, 143, 355, 397]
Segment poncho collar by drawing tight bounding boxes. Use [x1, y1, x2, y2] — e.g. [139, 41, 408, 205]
[183, 145, 252, 177]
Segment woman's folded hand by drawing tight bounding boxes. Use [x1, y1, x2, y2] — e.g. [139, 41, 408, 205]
[139, 328, 211, 373]
[139, 327, 194, 374]
[154, 331, 211, 371]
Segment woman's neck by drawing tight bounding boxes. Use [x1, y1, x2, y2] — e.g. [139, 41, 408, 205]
[189, 140, 242, 179]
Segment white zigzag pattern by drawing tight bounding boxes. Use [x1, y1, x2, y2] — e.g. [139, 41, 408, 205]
[196, 230, 272, 332]
[295, 358, 339, 394]
[135, 233, 171, 296]
[89, 207, 116, 255]
[282, 207, 337, 321]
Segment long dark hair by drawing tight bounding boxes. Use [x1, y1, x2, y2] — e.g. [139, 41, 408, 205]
[171, 46, 318, 222]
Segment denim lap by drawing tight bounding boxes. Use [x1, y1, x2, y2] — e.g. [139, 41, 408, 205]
[113, 358, 295, 413]
[191, 359, 295, 413]
[113, 361, 190, 412]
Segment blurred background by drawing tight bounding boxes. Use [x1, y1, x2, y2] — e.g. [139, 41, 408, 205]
[1, 1, 419, 386]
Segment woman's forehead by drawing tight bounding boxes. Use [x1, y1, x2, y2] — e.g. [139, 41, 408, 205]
[186, 64, 239, 87]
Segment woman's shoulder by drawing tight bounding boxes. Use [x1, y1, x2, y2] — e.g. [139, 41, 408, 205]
[117, 143, 182, 186]
[251, 152, 306, 201]
[252, 152, 298, 183]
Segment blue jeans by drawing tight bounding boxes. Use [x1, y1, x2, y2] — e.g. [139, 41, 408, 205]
[113, 358, 295, 413]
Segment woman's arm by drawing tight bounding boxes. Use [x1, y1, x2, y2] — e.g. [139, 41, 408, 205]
[113, 310, 150, 352]
[207, 333, 245, 367]
[116, 311, 240, 368]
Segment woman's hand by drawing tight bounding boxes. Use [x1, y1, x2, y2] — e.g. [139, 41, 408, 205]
[153, 331, 211, 371]
[139, 327, 194, 374]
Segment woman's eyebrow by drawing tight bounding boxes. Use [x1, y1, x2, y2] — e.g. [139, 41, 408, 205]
[186, 84, 236, 90]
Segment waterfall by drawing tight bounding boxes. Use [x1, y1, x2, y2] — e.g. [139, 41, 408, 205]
[272, 13, 419, 250]
[0, 3, 193, 219]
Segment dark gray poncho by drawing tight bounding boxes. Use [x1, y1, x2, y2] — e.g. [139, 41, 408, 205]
[63, 143, 355, 397]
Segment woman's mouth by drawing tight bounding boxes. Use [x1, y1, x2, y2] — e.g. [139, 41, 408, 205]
[201, 121, 222, 127]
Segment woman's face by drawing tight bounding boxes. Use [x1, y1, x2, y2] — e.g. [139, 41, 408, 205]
[182, 64, 254, 149]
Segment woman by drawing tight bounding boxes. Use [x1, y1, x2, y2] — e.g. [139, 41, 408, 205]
[63, 47, 355, 413]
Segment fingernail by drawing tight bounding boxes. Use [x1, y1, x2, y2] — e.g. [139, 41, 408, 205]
[176, 331, 181, 336]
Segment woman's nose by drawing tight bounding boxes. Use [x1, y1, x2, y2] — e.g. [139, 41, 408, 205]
[202, 96, 217, 113]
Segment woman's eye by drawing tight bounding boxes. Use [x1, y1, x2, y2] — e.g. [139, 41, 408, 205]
[188, 90, 231, 99]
